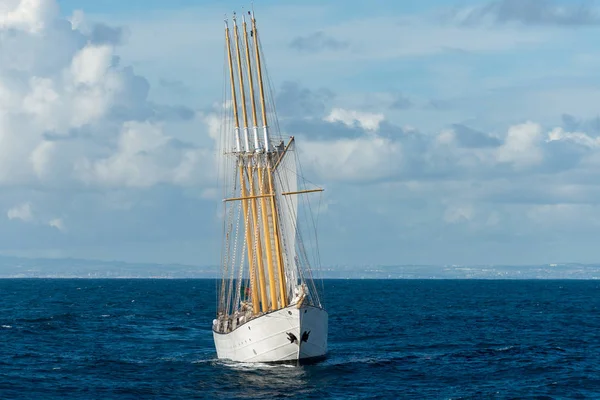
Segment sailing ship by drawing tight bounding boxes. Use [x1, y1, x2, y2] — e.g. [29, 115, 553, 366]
[212, 9, 328, 363]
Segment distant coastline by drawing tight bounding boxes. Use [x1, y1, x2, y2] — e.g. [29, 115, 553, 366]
[0, 255, 598, 279]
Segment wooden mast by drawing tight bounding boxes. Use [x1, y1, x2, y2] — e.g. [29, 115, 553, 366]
[251, 10, 288, 308]
[243, 13, 260, 151]
[243, 12, 273, 312]
[224, 19, 241, 152]
[258, 170, 278, 310]
[251, 10, 270, 152]
[247, 167, 268, 312]
[238, 167, 258, 314]
[232, 14, 259, 315]
[233, 13, 250, 152]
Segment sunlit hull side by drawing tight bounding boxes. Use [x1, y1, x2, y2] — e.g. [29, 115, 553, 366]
[213, 305, 328, 363]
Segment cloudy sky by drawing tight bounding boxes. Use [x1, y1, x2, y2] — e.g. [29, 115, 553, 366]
[1, 0, 600, 268]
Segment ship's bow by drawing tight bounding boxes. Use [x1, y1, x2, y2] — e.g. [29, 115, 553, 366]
[298, 305, 328, 361]
[213, 305, 328, 363]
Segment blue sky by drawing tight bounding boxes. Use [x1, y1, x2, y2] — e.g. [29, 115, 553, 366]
[2, 0, 600, 268]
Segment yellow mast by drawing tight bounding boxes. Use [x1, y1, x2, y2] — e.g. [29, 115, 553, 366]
[243, 12, 260, 150]
[243, 12, 278, 311]
[230, 15, 259, 314]
[247, 166, 268, 312]
[242, 13, 271, 312]
[235, 14, 266, 313]
[225, 19, 241, 152]
[251, 10, 270, 153]
[233, 14, 250, 152]
[252, 11, 288, 308]
[239, 167, 259, 314]
[258, 170, 278, 309]
[268, 168, 288, 308]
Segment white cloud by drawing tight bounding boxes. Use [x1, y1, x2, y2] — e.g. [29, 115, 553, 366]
[70, 44, 113, 86]
[76, 121, 212, 188]
[0, 0, 58, 34]
[48, 217, 66, 231]
[436, 129, 456, 145]
[496, 122, 543, 167]
[302, 135, 402, 182]
[68, 9, 85, 31]
[297, 114, 570, 184]
[7, 202, 34, 222]
[547, 127, 600, 148]
[325, 108, 384, 131]
[0, 0, 212, 191]
[30, 140, 56, 180]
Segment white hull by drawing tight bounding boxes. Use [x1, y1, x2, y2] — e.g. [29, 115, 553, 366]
[213, 305, 328, 363]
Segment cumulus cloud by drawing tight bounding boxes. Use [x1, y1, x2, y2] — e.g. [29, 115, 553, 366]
[496, 121, 544, 167]
[48, 217, 65, 231]
[547, 127, 600, 148]
[0, 0, 59, 34]
[7, 202, 34, 222]
[274, 102, 600, 189]
[302, 135, 403, 183]
[68, 9, 126, 46]
[0, 0, 210, 191]
[7, 202, 65, 232]
[76, 121, 211, 188]
[325, 108, 385, 131]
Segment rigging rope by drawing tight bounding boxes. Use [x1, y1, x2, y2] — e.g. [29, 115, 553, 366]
[217, 40, 230, 316]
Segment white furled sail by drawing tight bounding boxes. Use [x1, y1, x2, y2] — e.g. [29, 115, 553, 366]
[273, 144, 298, 301]
[212, 8, 328, 364]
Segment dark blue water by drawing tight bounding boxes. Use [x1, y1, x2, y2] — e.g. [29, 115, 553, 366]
[1, 279, 599, 399]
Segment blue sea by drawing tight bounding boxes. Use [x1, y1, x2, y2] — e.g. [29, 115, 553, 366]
[1, 279, 599, 399]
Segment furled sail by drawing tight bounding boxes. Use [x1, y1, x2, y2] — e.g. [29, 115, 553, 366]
[273, 143, 299, 300]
